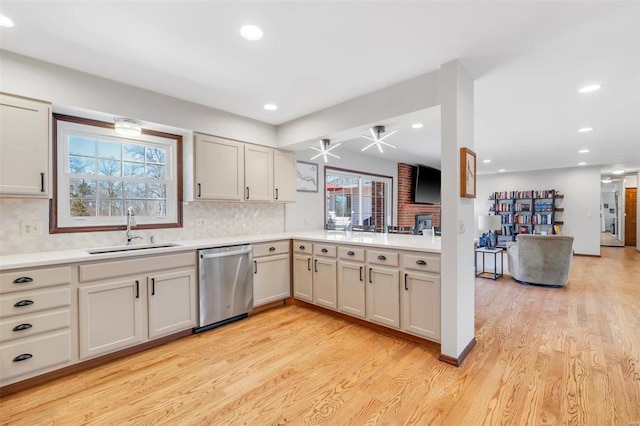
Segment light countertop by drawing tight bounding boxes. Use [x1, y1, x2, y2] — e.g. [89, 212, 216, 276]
[0, 230, 440, 271]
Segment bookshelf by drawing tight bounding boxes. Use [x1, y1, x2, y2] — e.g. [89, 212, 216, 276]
[489, 189, 564, 247]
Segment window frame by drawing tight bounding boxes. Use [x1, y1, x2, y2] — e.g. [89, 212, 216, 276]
[51, 114, 183, 234]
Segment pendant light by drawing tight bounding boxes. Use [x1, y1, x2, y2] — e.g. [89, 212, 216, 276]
[310, 139, 341, 163]
[360, 125, 397, 153]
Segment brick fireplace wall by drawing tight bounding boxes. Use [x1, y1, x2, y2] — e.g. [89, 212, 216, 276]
[397, 163, 441, 228]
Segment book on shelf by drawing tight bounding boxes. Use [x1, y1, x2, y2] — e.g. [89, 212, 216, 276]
[519, 225, 530, 234]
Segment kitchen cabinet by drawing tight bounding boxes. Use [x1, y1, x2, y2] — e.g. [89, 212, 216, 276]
[0, 93, 52, 198]
[244, 144, 273, 201]
[147, 269, 197, 339]
[253, 241, 291, 307]
[401, 252, 441, 341]
[312, 244, 337, 310]
[293, 241, 313, 302]
[194, 134, 244, 201]
[337, 246, 366, 319]
[273, 150, 296, 202]
[366, 249, 400, 329]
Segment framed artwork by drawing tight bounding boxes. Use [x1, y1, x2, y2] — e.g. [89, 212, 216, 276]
[603, 203, 609, 208]
[296, 161, 318, 192]
[460, 147, 476, 198]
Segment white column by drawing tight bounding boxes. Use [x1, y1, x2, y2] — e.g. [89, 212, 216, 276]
[439, 60, 476, 363]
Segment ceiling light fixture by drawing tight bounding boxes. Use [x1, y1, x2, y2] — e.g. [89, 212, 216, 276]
[263, 103, 277, 111]
[411, 123, 423, 129]
[360, 125, 397, 153]
[114, 118, 142, 136]
[483, 159, 491, 163]
[0, 14, 14, 27]
[310, 139, 341, 163]
[240, 25, 263, 41]
[578, 162, 587, 166]
[611, 169, 625, 175]
[578, 149, 590, 153]
[578, 127, 594, 133]
[498, 169, 506, 173]
[601, 178, 612, 183]
[578, 84, 602, 93]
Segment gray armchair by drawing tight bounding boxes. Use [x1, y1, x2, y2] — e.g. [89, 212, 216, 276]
[507, 234, 574, 286]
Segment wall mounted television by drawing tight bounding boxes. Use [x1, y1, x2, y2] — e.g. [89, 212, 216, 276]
[413, 164, 441, 204]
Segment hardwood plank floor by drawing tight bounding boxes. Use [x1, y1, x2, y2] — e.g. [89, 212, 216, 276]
[1, 247, 639, 425]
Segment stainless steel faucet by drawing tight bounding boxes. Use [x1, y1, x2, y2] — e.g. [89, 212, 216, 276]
[126, 207, 142, 245]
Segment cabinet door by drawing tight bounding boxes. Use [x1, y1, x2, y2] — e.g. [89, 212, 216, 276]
[253, 254, 291, 307]
[194, 135, 244, 200]
[244, 145, 273, 201]
[366, 266, 400, 329]
[337, 261, 365, 318]
[273, 150, 296, 202]
[314, 258, 337, 310]
[147, 269, 197, 339]
[79, 278, 145, 360]
[293, 254, 313, 302]
[0, 94, 51, 197]
[402, 271, 441, 341]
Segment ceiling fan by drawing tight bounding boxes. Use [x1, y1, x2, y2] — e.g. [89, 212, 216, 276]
[310, 139, 341, 163]
[360, 125, 398, 153]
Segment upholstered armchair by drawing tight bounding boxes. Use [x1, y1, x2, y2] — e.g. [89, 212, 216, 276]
[506, 234, 574, 286]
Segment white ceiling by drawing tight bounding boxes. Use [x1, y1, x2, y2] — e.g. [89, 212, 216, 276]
[0, 1, 638, 176]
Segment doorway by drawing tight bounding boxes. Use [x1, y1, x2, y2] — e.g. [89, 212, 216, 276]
[600, 180, 624, 247]
[625, 187, 637, 246]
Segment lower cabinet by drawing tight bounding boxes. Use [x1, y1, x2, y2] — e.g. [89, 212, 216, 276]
[402, 271, 441, 341]
[313, 256, 337, 310]
[337, 247, 366, 319]
[366, 266, 400, 328]
[253, 241, 291, 307]
[293, 242, 313, 302]
[147, 270, 197, 339]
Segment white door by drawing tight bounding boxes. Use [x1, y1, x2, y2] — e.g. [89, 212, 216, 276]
[195, 135, 244, 200]
[253, 254, 291, 307]
[147, 269, 197, 339]
[293, 254, 313, 302]
[366, 266, 400, 328]
[273, 151, 297, 202]
[313, 257, 337, 310]
[402, 271, 441, 341]
[337, 261, 366, 318]
[244, 145, 273, 201]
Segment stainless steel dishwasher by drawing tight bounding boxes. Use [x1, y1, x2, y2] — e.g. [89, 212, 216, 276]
[195, 244, 253, 333]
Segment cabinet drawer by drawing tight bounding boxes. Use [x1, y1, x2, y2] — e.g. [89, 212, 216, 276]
[254, 241, 290, 257]
[0, 288, 70, 318]
[0, 330, 71, 381]
[367, 250, 398, 267]
[0, 266, 71, 294]
[338, 247, 365, 262]
[314, 244, 336, 258]
[79, 252, 195, 283]
[403, 253, 441, 273]
[293, 240, 313, 254]
[0, 308, 70, 343]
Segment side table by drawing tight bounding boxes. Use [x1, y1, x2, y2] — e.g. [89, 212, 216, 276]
[475, 247, 503, 280]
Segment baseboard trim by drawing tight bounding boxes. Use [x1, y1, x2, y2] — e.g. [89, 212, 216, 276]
[438, 337, 477, 367]
[573, 253, 601, 257]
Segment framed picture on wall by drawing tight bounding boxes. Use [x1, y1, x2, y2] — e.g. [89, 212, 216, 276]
[460, 147, 476, 198]
[604, 203, 609, 208]
[296, 161, 318, 192]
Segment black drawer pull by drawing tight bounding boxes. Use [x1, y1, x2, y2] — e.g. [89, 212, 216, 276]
[254, 260, 258, 274]
[135, 280, 140, 299]
[151, 278, 156, 296]
[275, 188, 279, 200]
[404, 273, 409, 291]
[360, 266, 363, 281]
[416, 260, 427, 266]
[13, 277, 33, 284]
[197, 183, 202, 197]
[246, 186, 250, 200]
[368, 268, 373, 283]
[314, 259, 318, 272]
[40, 172, 45, 192]
[13, 323, 33, 332]
[13, 353, 33, 362]
[347, 251, 355, 256]
[307, 258, 311, 271]
[269, 246, 276, 251]
[377, 255, 387, 261]
[321, 248, 328, 253]
[299, 245, 305, 250]
[14, 300, 34, 307]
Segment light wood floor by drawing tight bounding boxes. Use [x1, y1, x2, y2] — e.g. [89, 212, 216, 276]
[1, 247, 639, 425]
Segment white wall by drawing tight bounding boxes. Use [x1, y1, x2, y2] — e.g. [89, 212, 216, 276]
[476, 166, 601, 255]
[285, 149, 398, 231]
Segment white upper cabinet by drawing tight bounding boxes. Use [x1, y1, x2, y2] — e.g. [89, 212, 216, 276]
[273, 150, 296, 202]
[244, 144, 273, 201]
[194, 134, 244, 201]
[0, 93, 52, 198]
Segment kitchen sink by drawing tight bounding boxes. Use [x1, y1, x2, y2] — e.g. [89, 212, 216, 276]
[87, 242, 181, 254]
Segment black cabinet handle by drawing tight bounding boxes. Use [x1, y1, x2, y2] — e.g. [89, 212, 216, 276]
[275, 188, 279, 200]
[321, 248, 328, 253]
[404, 273, 409, 291]
[416, 260, 427, 266]
[135, 280, 139, 299]
[40, 172, 45, 192]
[307, 258, 311, 271]
[314, 259, 318, 273]
[377, 255, 387, 261]
[254, 260, 258, 274]
[368, 268, 373, 283]
[151, 278, 155, 296]
[14, 300, 33, 307]
[269, 246, 276, 251]
[13, 277, 33, 284]
[299, 245, 305, 250]
[197, 183, 202, 197]
[347, 251, 355, 256]
[360, 266, 363, 281]
[246, 187, 250, 200]
[13, 354, 33, 362]
[13, 323, 32, 332]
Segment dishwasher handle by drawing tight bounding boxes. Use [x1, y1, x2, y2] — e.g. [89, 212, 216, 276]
[200, 246, 253, 259]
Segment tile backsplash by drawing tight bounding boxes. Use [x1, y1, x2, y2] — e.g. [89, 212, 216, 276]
[0, 199, 285, 255]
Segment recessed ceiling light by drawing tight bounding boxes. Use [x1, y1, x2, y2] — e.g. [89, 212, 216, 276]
[0, 14, 14, 27]
[240, 25, 263, 41]
[498, 169, 506, 173]
[611, 169, 625, 175]
[578, 127, 594, 133]
[601, 178, 612, 183]
[411, 123, 423, 129]
[578, 149, 590, 153]
[578, 84, 602, 93]
[577, 162, 587, 166]
[263, 103, 277, 111]
[482, 159, 491, 163]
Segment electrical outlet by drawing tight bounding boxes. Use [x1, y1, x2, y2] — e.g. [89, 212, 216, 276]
[458, 219, 466, 234]
[195, 218, 206, 229]
[21, 221, 43, 236]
